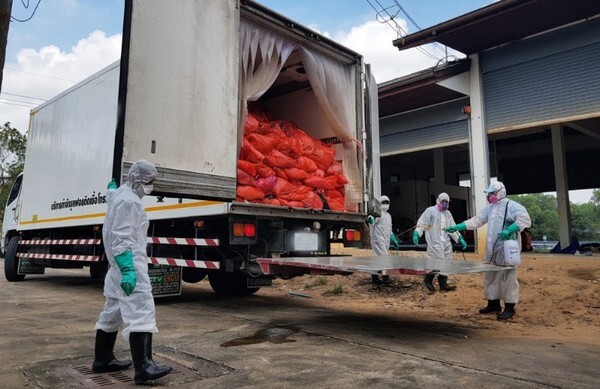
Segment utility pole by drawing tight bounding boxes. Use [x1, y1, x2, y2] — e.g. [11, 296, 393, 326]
[0, 0, 13, 92]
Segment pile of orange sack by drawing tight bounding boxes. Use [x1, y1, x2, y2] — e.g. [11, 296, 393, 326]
[236, 109, 348, 211]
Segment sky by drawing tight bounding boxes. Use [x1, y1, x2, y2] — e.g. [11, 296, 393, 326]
[0, 0, 595, 203]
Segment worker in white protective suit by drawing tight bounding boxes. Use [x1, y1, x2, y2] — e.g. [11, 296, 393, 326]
[367, 195, 400, 285]
[413, 193, 468, 292]
[93, 159, 172, 384]
[445, 182, 531, 320]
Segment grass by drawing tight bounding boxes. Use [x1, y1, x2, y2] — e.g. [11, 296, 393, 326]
[304, 276, 327, 289]
[323, 284, 345, 296]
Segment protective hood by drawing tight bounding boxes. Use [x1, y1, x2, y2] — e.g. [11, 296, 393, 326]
[436, 192, 450, 211]
[484, 181, 506, 200]
[380, 195, 390, 211]
[126, 159, 158, 198]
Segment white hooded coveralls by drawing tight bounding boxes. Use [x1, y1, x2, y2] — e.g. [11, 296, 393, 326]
[464, 184, 531, 303]
[96, 160, 158, 341]
[370, 196, 393, 256]
[415, 198, 461, 260]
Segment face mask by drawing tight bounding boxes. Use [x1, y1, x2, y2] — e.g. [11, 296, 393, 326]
[381, 204, 390, 211]
[437, 202, 449, 211]
[141, 184, 154, 195]
[487, 194, 499, 204]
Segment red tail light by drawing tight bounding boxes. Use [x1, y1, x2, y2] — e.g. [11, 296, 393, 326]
[244, 223, 256, 237]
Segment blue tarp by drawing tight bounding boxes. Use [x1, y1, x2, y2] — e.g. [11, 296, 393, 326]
[550, 236, 580, 254]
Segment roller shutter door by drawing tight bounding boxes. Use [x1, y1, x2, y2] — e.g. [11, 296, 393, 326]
[380, 120, 468, 156]
[484, 42, 600, 130]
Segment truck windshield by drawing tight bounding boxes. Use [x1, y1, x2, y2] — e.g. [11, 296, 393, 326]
[7, 175, 22, 205]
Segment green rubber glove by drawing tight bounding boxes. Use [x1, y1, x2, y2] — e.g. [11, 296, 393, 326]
[114, 251, 136, 296]
[500, 222, 520, 240]
[445, 222, 466, 233]
[390, 233, 400, 249]
[107, 178, 117, 190]
[458, 235, 468, 250]
[412, 230, 420, 245]
[366, 215, 375, 225]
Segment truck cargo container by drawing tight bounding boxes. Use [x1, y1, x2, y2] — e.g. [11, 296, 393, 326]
[1, 0, 382, 296]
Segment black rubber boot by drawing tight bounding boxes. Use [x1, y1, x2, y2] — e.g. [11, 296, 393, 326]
[497, 303, 516, 320]
[479, 300, 502, 314]
[129, 332, 172, 384]
[92, 329, 132, 373]
[381, 275, 392, 285]
[438, 275, 457, 292]
[371, 275, 382, 285]
[423, 274, 436, 291]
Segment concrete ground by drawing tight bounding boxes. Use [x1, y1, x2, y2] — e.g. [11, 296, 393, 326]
[0, 262, 598, 388]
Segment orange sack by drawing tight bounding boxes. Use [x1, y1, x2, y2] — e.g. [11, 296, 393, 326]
[264, 149, 297, 169]
[237, 169, 256, 186]
[237, 160, 257, 177]
[283, 167, 310, 181]
[236, 185, 265, 200]
[304, 174, 348, 191]
[240, 139, 265, 163]
[310, 142, 335, 171]
[296, 156, 318, 173]
[244, 113, 260, 135]
[246, 132, 280, 154]
[255, 163, 276, 178]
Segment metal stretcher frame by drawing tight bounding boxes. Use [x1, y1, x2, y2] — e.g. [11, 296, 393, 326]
[257, 255, 512, 277]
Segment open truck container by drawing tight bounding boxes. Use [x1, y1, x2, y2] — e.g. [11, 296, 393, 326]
[2, 0, 508, 297]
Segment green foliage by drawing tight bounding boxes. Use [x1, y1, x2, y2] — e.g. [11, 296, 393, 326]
[323, 284, 345, 296]
[509, 192, 600, 241]
[571, 203, 600, 240]
[0, 122, 27, 224]
[304, 276, 327, 290]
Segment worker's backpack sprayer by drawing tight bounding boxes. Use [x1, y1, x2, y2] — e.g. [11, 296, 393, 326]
[500, 201, 521, 267]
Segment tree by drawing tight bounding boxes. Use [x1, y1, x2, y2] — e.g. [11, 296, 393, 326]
[510, 192, 600, 241]
[0, 122, 27, 222]
[509, 193, 559, 240]
[592, 189, 600, 206]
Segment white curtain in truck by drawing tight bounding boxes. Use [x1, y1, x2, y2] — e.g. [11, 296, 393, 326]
[239, 19, 295, 149]
[300, 47, 361, 210]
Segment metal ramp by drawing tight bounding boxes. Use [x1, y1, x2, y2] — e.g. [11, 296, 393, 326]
[258, 255, 511, 276]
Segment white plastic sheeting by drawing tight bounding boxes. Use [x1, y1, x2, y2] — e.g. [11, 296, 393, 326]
[239, 19, 295, 148]
[301, 48, 361, 210]
[238, 19, 362, 211]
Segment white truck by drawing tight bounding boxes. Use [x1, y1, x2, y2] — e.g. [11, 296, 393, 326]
[1, 0, 382, 296]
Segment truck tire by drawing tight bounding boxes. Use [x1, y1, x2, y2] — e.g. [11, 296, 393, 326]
[90, 260, 108, 279]
[182, 267, 207, 283]
[4, 236, 25, 282]
[208, 271, 260, 296]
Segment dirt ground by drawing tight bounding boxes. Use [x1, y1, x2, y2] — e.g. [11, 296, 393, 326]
[260, 247, 600, 346]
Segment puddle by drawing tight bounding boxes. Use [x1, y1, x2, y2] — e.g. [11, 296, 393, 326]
[220, 326, 299, 347]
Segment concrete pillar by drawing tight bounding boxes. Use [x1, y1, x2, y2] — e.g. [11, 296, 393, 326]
[433, 148, 444, 196]
[551, 123, 572, 249]
[468, 54, 490, 256]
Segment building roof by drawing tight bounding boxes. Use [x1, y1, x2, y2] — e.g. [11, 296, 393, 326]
[378, 59, 470, 117]
[393, 0, 600, 55]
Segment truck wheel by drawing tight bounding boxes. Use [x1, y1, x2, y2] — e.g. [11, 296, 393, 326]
[182, 267, 207, 283]
[90, 260, 108, 279]
[208, 271, 260, 296]
[4, 236, 25, 282]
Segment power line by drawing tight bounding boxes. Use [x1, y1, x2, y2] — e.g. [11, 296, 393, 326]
[10, 0, 41, 23]
[1, 91, 46, 101]
[365, 0, 441, 61]
[391, 0, 448, 54]
[366, 0, 451, 62]
[4, 67, 77, 83]
[0, 96, 40, 105]
[0, 100, 36, 108]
